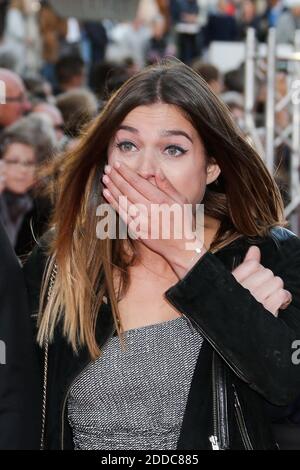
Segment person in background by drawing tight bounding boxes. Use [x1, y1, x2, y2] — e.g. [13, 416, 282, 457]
[82, 21, 108, 66]
[56, 88, 98, 149]
[0, 114, 56, 258]
[89, 61, 132, 102]
[32, 102, 65, 142]
[0, 0, 9, 43]
[223, 0, 236, 16]
[0, 68, 31, 132]
[106, 18, 152, 70]
[0, 220, 41, 449]
[137, 0, 168, 64]
[170, 0, 201, 64]
[192, 60, 223, 95]
[54, 54, 86, 95]
[203, 0, 239, 47]
[223, 64, 245, 94]
[237, 0, 260, 40]
[221, 90, 245, 130]
[39, 0, 67, 87]
[4, 0, 41, 75]
[23, 73, 54, 104]
[0, 45, 19, 71]
[257, 0, 284, 42]
[276, 0, 300, 44]
[268, 0, 285, 27]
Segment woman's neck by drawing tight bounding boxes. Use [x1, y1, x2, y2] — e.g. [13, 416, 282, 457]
[129, 216, 221, 279]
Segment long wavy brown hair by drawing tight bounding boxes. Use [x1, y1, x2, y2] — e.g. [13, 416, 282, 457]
[37, 60, 286, 359]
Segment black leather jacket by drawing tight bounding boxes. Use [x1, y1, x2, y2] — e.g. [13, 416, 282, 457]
[0, 222, 41, 450]
[23, 227, 300, 450]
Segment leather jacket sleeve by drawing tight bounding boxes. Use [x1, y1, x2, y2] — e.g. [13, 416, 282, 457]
[0, 222, 41, 449]
[165, 231, 300, 406]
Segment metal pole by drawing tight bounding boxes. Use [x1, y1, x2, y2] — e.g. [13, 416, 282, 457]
[243, 27, 300, 234]
[291, 36, 300, 204]
[244, 28, 265, 157]
[265, 28, 276, 173]
[287, 31, 300, 232]
[245, 28, 256, 130]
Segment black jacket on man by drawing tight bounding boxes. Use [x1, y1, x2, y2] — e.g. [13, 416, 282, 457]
[23, 227, 300, 450]
[0, 221, 41, 449]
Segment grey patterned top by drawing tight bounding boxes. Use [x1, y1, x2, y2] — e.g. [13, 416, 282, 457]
[67, 315, 204, 450]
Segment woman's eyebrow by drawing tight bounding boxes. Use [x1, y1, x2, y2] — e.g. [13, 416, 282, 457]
[117, 125, 139, 134]
[117, 125, 193, 143]
[160, 129, 193, 143]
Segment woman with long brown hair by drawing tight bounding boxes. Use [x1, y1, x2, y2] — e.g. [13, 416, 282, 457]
[24, 60, 300, 450]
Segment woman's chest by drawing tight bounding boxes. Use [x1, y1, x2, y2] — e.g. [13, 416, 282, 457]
[116, 275, 182, 331]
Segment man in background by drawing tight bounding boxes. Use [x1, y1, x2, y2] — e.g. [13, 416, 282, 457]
[0, 221, 40, 449]
[0, 68, 31, 132]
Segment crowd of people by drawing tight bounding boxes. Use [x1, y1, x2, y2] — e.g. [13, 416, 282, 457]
[0, 0, 300, 451]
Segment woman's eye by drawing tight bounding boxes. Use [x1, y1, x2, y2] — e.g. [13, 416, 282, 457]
[116, 141, 137, 153]
[164, 145, 188, 157]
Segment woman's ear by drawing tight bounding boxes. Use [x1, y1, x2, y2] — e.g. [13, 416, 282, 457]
[206, 160, 221, 185]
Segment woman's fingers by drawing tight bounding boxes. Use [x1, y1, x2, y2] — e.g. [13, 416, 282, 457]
[103, 188, 132, 223]
[154, 169, 184, 203]
[102, 164, 190, 242]
[239, 267, 273, 292]
[108, 162, 167, 204]
[232, 259, 260, 283]
[102, 183, 152, 240]
[232, 245, 292, 317]
[103, 166, 149, 207]
[243, 245, 261, 264]
[252, 275, 284, 300]
[263, 289, 292, 316]
[279, 290, 293, 310]
[232, 246, 262, 283]
[105, 163, 186, 206]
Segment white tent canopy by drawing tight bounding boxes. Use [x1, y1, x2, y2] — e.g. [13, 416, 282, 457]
[49, 0, 140, 22]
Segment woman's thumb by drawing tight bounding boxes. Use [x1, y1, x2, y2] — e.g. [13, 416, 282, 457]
[244, 245, 261, 264]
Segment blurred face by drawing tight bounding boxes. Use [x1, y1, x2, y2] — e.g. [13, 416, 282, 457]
[292, 7, 300, 16]
[33, 103, 64, 141]
[218, 0, 229, 13]
[2, 143, 36, 194]
[209, 78, 223, 95]
[0, 79, 31, 127]
[243, 1, 255, 21]
[68, 71, 86, 90]
[107, 103, 220, 207]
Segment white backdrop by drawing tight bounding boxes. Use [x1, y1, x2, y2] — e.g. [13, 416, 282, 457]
[207, 42, 294, 73]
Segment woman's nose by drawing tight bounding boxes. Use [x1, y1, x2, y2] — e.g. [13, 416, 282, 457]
[137, 168, 156, 179]
[136, 167, 158, 187]
[135, 155, 158, 180]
